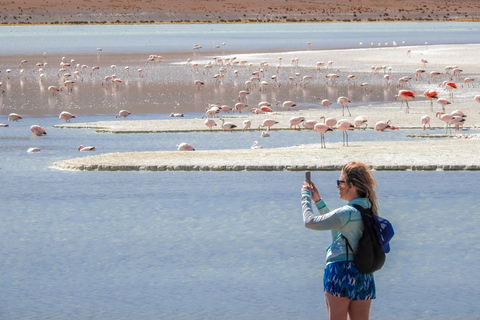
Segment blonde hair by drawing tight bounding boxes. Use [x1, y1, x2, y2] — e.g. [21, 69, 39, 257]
[342, 161, 378, 215]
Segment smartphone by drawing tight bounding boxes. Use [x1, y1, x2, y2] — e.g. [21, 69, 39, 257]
[305, 171, 311, 182]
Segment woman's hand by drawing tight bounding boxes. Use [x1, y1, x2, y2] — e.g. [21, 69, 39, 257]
[302, 180, 321, 202]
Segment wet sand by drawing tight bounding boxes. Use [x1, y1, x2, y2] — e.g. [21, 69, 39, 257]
[47, 43, 480, 171]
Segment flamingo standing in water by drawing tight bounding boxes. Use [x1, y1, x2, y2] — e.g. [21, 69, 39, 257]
[30, 125, 47, 136]
[436, 98, 451, 112]
[444, 82, 457, 101]
[258, 119, 279, 132]
[116, 110, 131, 118]
[176, 143, 195, 151]
[289, 117, 305, 130]
[375, 120, 399, 131]
[219, 118, 237, 131]
[59, 111, 76, 122]
[424, 89, 439, 111]
[303, 119, 317, 130]
[395, 90, 416, 113]
[421, 115, 431, 130]
[436, 112, 457, 134]
[337, 97, 351, 116]
[204, 118, 216, 131]
[283, 100, 296, 111]
[242, 119, 251, 132]
[313, 123, 333, 149]
[336, 119, 355, 146]
[8, 113, 23, 121]
[319, 99, 332, 108]
[354, 116, 368, 129]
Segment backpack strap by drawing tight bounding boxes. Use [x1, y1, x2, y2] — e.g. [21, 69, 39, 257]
[342, 204, 369, 261]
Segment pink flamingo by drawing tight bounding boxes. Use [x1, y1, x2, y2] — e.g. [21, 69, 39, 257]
[462, 78, 474, 88]
[27, 147, 41, 153]
[282, 101, 296, 111]
[395, 90, 416, 113]
[259, 105, 273, 113]
[354, 116, 368, 129]
[436, 98, 451, 112]
[219, 118, 237, 131]
[323, 117, 337, 127]
[170, 113, 184, 117]
[421, 115, 431, 130]
[59, 111, 76, 122]
[8, 113, 23, 121]
[436, 112, 455, 133]
[30, 125, 47, 136]
[337, 96, 351, 116]
[444, 82, 457, 101]
[475, 95, 480, 104]
[116, 110, 131, 118]
[242, 119, 251, 132]
[176, 143, 195, 151]
[375, 120, 399, 131]
[234, 103, 248, 113]
[303, 119, 317, 130]
[289, 116, 305, 130]
[423, 89, 439, 111]
[319, 99, 332, 108]
[258, 119, 279, 132]
[336, 119, 355, 146]
[204, 118, 216, 130]
[78, 145, 96, 151]
[313, 123, 333, 149]
[48, 85, 62, 95]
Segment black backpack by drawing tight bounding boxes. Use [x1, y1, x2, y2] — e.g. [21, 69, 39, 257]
[342, 204, 386, 274]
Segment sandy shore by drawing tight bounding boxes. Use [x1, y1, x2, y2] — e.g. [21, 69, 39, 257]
[49, 44, 480, 171]
[2, 0, 480, 24]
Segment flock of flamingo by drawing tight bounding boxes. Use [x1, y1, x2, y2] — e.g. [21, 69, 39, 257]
[1, 43, 480, 153]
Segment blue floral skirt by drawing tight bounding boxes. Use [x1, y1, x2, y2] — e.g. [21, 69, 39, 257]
[323, 261, 376, 300]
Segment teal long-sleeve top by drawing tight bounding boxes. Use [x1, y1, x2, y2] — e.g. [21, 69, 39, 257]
[301, 190, 371, 265]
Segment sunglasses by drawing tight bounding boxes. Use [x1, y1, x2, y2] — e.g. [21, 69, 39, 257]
[336, 180, 346, 186]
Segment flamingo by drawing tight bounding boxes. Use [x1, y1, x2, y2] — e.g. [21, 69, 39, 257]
[48, 85, 62, 95]
[258, 119, 279, 132]
[319, 99, 332, 108]
[289, 117, 305, 130]
[176, 143, 195, 151]
[8, 113, 23, 121]
[421, 115, 431, 130]
[204, 118, 216, 130]
[237, 90, 249, 102]
[59, 111, 76, 122]
[78, 145, 96, 151]
[436, 98, 451, 112]
[170, 113, 184, 117]
[475, 95, 480, 104]
[324, 117, 338, 128]
[303, 119, 317, 130]
[219, 118, 237, 131]
[436, 112, 456, 133]
[0, 123, 9, 127]
[337, 96, 351, 116]
[444, 82, 457, 101]
[424, 89, 439, 111]
[282, 101, 296, 111]
[30, 125, 47, 136]
[259, 105, 273, 113]
[251, 141, 262, 149]
[261, 131, 270, 137]
[242, 120, 251, 132]
[27, 147, 41, 153]
[313, 123, 333, 149]
[395, 90, 416, 113]
[462, 78, 474, 88]
[354, 116, 368, 129]
[336, 119, 355, 146]
[116, 110, 131, 118]
[375, 120, 399, 131]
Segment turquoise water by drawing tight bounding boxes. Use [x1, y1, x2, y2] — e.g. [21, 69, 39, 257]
[1, 23, 480, 319]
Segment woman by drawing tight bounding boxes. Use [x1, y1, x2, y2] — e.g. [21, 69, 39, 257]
[301, 161, 378, 320]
